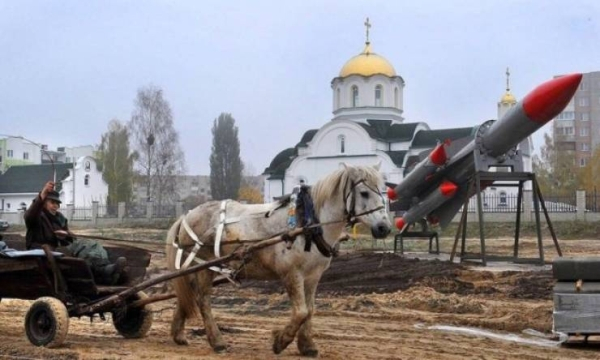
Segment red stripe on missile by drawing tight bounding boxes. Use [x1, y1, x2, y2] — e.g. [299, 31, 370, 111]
[395, 217, 405, 230]
[387, 187, 397, 200]
[429, 143, 447, 166]
[523, 73, 582, 124]
[439, 180, 458, 197]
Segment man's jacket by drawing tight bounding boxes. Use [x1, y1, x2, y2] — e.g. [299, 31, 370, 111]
[24, 195, 73, 250]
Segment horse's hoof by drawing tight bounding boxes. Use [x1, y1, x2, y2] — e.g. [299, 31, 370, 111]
[174, 337, 188, 346]
[213, 344, 227, 353]
[300, 349, 319, 357]
[271, 329, 286, 354]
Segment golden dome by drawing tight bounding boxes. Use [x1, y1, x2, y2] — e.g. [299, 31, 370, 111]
[500, 67, 517, 104]
[500, 91, 517, 104]
[339, 43, 396, 78]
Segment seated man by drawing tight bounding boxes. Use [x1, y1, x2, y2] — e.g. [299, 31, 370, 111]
[24, 181, 127, 285]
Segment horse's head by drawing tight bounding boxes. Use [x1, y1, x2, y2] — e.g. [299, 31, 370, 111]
[338, 163, 392, 239]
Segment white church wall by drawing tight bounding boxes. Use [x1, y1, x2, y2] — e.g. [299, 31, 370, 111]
[390, 142, 411, 151]
[60, 157, 108, 207]
[375, 141, 389, 151]
[288, 156, 382, 192]
[311, 122, 372, 156]
[264, 178, 284, 202]
[333, 75, 403, 109]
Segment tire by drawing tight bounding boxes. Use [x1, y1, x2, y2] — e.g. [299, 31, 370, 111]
[112, 291, 153, 339]
[25, 297, 69, 348]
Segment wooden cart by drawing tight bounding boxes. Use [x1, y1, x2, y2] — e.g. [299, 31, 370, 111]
[0, 238, 153, 348]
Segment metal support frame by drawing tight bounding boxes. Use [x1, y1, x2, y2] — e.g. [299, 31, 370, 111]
[449, 171, 562, 265]
[394, 231, 439, 255]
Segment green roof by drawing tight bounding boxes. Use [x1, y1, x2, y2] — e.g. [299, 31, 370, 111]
[0, 163, 73, 194]
[384, 151, 407, 167]
[263, 148, 295, 176]
[296, 129, 318, 147]
[358, 120, 421, 142]
[411, 127, 476, 148]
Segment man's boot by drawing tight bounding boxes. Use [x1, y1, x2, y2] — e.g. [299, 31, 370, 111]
[101, 257, 127, 285]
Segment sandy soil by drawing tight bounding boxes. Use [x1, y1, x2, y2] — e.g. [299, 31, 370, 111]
[2, 231, 600, 359]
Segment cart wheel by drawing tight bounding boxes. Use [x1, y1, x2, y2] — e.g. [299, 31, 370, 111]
[25, 297, 69, 348]
[112, 291, 153, 339]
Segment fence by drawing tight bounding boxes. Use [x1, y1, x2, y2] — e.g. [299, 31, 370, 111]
[71, 207, 92, 220]
[586, 188, 600, 212]
[465, 193, 580, 213]
[153, 204, 176, 218]
[125, 204, 147, 218]
[467, 193, 524, 213]
[97, 205, 119, 218]
[3, 190, 600, 227]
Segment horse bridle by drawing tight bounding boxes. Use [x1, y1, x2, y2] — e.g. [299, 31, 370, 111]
[342, 178, 386, 226]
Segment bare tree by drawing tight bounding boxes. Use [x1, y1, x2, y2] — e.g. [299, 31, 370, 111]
[129, 85, 185, 207]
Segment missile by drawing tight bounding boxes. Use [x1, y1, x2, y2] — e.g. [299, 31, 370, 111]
[395, 180, 457, 230]
[388, 142, 449, 200]
[427, 73, 583, 228]
[450, 73, 582, 162]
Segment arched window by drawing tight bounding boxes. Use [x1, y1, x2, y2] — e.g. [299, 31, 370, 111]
[352, 86, 359, 107]
[336, 88, 341, 108]
[394, 87, 399, 108]
[499, 191, 507, 206]
[84, 174, 90, 186]
[338, 135, 346, 154]
[375, 85, 383, 106]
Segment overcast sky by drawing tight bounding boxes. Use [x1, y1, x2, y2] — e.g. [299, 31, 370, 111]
[1, 1, 598, 175]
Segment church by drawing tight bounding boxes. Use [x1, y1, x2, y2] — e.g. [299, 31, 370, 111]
[262, 20, 531, 204]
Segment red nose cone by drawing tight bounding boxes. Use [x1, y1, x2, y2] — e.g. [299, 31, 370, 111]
[439, 180, 458, 197]
[523, 73, 582, 124]
[429, 143, 448, 166]
[395, 217, 405, 230]
[387, 187, 397, 200]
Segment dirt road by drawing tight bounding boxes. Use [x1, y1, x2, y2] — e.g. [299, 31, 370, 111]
[2, 233, 600, 359]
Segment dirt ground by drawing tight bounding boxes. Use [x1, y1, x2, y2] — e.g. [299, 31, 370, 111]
[2, 230, 600, 359]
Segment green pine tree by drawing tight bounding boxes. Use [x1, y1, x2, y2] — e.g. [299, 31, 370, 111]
[210, 113, 243, 200]
[98, 120, 137, 205]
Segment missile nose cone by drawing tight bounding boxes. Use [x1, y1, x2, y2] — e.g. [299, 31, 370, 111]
[523, 73, 582, 124]
[395, 217, 405, 230]
[387, 187, 397, 200]
[429, 143, 448, 166]
[439, 180, 458, 197]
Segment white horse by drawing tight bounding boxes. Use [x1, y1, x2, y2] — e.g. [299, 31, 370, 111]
[165, 164, 391, 356]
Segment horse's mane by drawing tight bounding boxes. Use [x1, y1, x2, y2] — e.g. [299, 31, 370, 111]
[311, 165, 381, 210]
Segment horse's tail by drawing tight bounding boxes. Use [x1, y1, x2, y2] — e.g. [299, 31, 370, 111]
[165, 216, 200, 319]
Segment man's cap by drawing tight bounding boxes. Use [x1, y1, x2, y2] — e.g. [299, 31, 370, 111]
[46, 190, 62, 204]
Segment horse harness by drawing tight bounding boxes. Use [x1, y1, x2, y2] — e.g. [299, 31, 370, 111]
[342, 178, 385, 226]
[171, 200, 238, 282]
[171, 179, 386, 274]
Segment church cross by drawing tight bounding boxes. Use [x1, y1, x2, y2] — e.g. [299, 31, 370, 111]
[506, 67, 511, 92]
[364, 17, 371, 43]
